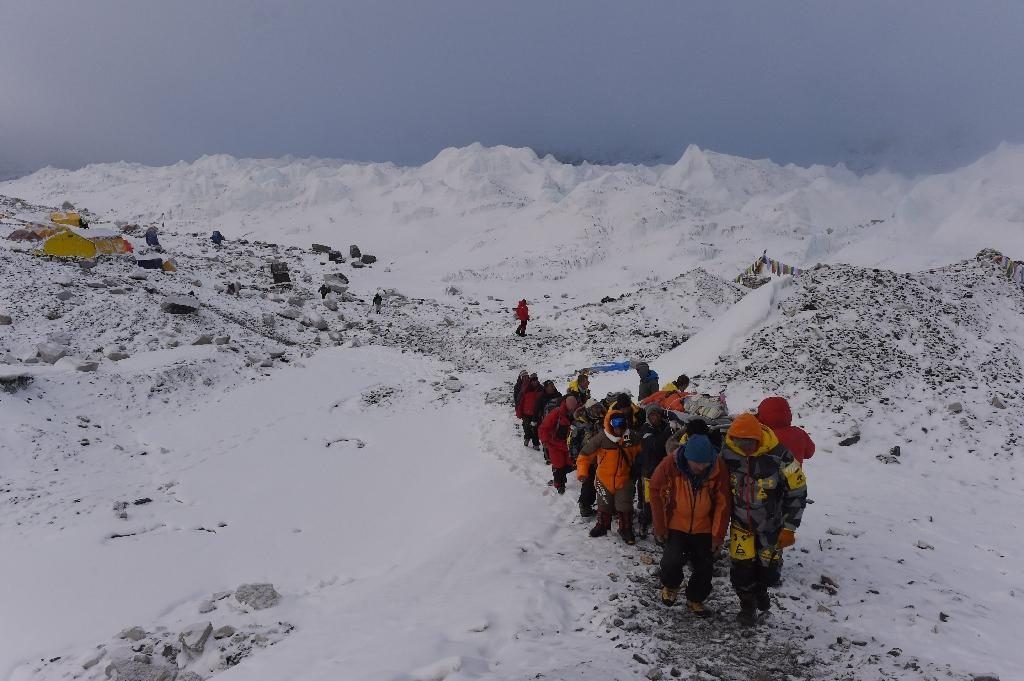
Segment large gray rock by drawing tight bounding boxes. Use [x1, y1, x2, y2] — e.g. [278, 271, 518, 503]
[128, 269, 149, 281]
[323, 298, 339, 312]
[56, 357, 100, 372]
[0, 314, 12, 325]
[192, 334, 213, 345]
[119, 626, 147, 641]
[349, 244, 361, 259]
[277, 307, 301, 321]
[36, 342, 70, 364]
[161, 295, 200, 314]
[234, 583, 281, 610]
[301, 311, 329, 331]
[947, 402, 963, 414]
[262, 312, 276, 327]
[179, 621, 213, 656]
[213, 625, 236, 639]
[56, 290, 75, 301]
[360, 254, 377, 264]
[350, 260, 365, 269]
[104, 658, 176, 681]
[214, 335, 231, 345]
[287, 296, 305, 308]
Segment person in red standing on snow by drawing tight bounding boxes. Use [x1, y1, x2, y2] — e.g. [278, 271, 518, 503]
[755, 397, 816, 465]
[539, 395, 579, 494]
[515, 299, 530, 336]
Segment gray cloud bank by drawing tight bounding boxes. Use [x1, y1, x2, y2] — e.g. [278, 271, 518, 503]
[1, 0, 1022, 175]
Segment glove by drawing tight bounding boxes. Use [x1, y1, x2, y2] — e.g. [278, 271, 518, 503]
[778, 528, 796, 549]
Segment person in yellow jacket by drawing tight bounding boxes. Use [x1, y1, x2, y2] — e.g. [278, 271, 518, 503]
[577, 410, 642, 544]
[721, 414, 807, 626]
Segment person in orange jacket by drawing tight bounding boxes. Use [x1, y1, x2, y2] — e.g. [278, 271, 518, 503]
[577, 410, 642, 544]
[514, 299, 530, 336]
[649, 433, 730, 616]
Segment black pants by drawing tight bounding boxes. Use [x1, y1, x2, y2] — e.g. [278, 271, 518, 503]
[661, 531, 714, 604]
[579, 465, 596, 508]
[515, 320, 528, 336]
[552, 465, 573, 490]
[522, 418, 539, 447]
[730, 556, 781, 598]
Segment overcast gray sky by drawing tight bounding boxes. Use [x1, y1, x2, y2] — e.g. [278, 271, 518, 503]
[2, 1, 1022, 175]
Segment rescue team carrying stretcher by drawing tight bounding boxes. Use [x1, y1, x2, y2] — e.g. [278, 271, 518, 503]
[512, 364, 813, 627]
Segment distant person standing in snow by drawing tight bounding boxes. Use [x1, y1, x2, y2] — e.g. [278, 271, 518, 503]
[211, 230, 225, 246]
[756, 397, 816, 466]
[635, 361, 660, 401]
[721, 414, 807, 626]
[319, 284, 331, 299]
[514, 299, 530, 336]
[373, 292, 383, 313]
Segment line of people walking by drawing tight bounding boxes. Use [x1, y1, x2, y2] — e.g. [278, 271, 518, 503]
[512, 363, 812, 626]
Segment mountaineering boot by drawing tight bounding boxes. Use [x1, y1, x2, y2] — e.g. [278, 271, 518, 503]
[687, 600, 711, 618]
[589, 512, 612, 538]
[755, 589, 771, 612]
[736, 593, 758, 627]
[660, 586, 679, 606]
[617, 511, 636, 545]
[579, 503, 595, 518]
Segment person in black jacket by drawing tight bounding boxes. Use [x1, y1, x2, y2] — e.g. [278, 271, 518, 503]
[635, 361, 660, 401]
[636, 405, 672, 538]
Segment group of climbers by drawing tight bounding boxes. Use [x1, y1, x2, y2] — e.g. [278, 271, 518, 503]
[509, 363, 813, 627]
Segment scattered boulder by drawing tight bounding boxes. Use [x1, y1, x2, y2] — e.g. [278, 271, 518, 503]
[214, 335, 231, 345]
[213, 625, 236, 640]
[360, 254, 377, 265]
[349, 244, 361, 259]
[947, 402, 963, 414]
[179, 621, 213, 656]
[838, 434, 861, 447]
[323, 298, 339, 312]
[444, 376, 463, 392]
[36, 342, 70, 364]
[301, 311, 329, 331]
[128, 269, 149, 281]
[198, 600, 216, 614]
[234, 583, 281, 610]
[0, 314, 12, 325]
[287, 296, 305, 308]
[971, 675, 1000, 681]
[56, 357, 100, 372]
[262, 313, 276, 327]
[55, 274, 74, 286]
[311, 243, 332, 254]
[990, 396, 1006, 410]
[104, 659, 176, 681]
[56, 290, 75, 301]
[161, 295, 200, 314]
[350, 260, 365, 269]
[119, 626, 148, 641]
[277, 307, 301, 321]
[268, 349, 286, 359]
[192, 334, 213, 346]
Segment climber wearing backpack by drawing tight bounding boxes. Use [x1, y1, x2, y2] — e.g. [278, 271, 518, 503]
[649, 433, 730, 617]
[756, 397, 816, 465]
[516, 374, 544, 449]
[539, 395, 579, 494]
[570, 399, 606, 517]
[578, 410, 642, 544]
[537, 380, 564, 464]
[514, 299, 530, 336]
[636, 405, 673, 539]
[635, 361, 660, 401]
[721, 414, 807, 626]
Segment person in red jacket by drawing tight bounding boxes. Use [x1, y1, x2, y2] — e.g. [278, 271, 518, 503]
[540, 395, 579, 494]
[515, 299, 530, 336]
[516, 374, 543, 449]
[756, 397, 815, 465]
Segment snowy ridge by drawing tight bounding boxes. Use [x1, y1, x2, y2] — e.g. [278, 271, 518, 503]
[6, 143, 1024, 301]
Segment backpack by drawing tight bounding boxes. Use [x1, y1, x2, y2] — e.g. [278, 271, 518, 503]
[683, 394, 729, 420]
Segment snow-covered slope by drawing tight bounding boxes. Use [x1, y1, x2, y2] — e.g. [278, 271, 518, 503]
[6, 143, 1024, 302]
[3, 141, 1024, 681]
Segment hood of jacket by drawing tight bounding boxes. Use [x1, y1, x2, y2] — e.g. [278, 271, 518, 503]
[757, 396, 793, 428]
[724, 424, 780, 458]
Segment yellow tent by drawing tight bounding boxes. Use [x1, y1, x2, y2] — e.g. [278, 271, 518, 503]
[41, 231, 97, 258]
[50, 211, 82, 227]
